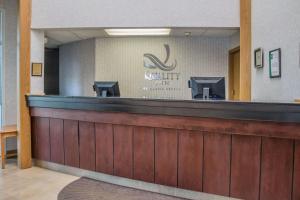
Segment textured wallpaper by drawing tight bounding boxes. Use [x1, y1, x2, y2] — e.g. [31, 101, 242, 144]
[95, 37, 230, 100]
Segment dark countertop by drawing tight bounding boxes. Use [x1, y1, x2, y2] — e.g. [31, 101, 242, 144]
[26, 95, 300, 123]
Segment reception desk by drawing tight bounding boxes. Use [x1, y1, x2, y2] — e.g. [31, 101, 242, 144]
[27, 95, 300, 200]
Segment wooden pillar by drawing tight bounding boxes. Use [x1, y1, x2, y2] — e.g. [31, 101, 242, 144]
[240, 0, 252, 101]
[18, 0, 32, 169]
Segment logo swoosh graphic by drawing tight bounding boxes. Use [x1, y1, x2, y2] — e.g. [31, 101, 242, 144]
[144, 44, 177, 71]
[163, 44, 170, 64]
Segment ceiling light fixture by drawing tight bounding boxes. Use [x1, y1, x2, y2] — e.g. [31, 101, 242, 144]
[105, 28, 171, 36]
[184, 32, 192, 37]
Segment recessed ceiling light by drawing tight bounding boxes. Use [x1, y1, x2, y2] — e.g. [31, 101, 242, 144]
[105, 28, 171, 36]
[184, 32, 192, 37]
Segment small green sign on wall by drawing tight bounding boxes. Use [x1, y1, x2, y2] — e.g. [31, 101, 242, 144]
[269, 48, 281, 78]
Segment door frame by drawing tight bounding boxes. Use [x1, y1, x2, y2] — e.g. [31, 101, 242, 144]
[228, 46, 240, 100]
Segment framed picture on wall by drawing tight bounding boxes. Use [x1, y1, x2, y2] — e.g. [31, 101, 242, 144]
[31, 63, 43, 76]
[299, 43, 300, 68]
[269, 48, 281, 78]
[254, 48, 263, 68]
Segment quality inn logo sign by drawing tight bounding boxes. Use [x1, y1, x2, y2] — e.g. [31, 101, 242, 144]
[143, 44, 177, 71]
[143, 44, 180, 82]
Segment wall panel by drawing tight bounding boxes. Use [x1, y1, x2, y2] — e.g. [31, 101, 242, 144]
[133, 127, 155, 182]
[178, 130, 203, 191]
[203, 133, 231, 196]
[31, 118, 37, 158]
[113, 125, 133, 178]
[63, 120, 79, 168]
[34, 117, 50, 161]
[79, 121, 96, 171]
[293, 140, 300, 200]
[155, 128, 178, 187]
[230, 135, 261, 200]
[260, 138, 294, 200]
[49, 118, 64, 164]
[95, 123, 114, 174]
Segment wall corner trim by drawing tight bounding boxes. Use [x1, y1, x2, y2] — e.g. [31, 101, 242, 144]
[18, 0, 32, 169]
[240, 0, 252, 101]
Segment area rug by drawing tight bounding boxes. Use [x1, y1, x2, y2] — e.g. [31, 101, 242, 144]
[57, 177, 185, 200]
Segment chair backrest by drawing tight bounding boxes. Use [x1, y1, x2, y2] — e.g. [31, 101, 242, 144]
[0, 125, 17, 134]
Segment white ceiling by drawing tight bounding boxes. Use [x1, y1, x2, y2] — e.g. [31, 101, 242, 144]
[45, 28, 239, 48]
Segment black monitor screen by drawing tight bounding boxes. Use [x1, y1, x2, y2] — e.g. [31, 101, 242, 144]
[93, 81, 120, 97]
[188, 77, 225, 100]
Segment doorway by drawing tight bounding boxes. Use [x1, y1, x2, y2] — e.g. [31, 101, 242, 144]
[44, 48, 59, 95]
[228, 47, 240, 101]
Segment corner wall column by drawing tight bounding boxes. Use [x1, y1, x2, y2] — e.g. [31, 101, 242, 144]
[240, 0, 252, 101]
[18, 0, 32, 169]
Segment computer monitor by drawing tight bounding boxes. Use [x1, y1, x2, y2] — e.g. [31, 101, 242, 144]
[93, 81, 120, 97]
[188, 77, 225, 100]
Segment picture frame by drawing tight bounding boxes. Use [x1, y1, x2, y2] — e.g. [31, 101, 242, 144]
[299, 43, 300, 68]
[31, 63, 43, 77]
[254, 48, 264, 68]
[269, 48, 281, 78]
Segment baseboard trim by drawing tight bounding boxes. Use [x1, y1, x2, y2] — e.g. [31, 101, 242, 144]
[34, 160, 240, 200]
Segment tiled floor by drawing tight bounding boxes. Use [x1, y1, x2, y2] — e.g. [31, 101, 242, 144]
[0, 159, 233, 200]
[0, 159, 78, 200]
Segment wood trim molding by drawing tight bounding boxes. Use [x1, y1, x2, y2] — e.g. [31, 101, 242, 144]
[228, 46, 240, 100]
[229, 46, 240, 54]
[240, 0, 252, 101]
[18, 0, 32, 169]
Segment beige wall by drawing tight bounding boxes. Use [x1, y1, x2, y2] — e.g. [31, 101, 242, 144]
[95, 37, 230, 99]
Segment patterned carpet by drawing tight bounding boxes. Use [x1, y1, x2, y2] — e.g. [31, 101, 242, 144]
[58, 177, 185, 200]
